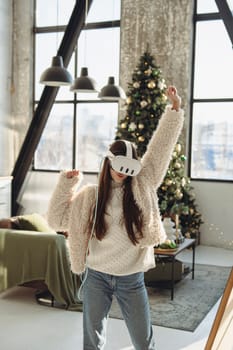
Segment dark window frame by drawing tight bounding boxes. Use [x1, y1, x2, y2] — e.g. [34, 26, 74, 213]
[33, 2, 121, 174]
[188, 0, 233, 183]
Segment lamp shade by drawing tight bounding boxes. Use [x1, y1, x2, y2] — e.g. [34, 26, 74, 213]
[70, 67, 98, 92]
[98, 76, 126, 101]
[40, 56, 73, 86]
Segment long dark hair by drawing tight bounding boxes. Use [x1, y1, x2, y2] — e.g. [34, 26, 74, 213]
[90, 140, 144, 245]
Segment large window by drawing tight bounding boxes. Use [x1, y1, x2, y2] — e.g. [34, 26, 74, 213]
[190, 0, 233, 181]
[75, 103, 119, 172]
[34, 0, 121, 172]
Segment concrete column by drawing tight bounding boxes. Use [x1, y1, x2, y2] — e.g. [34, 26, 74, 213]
[120, 0, 194, 144]
[0, 0, 13, 175]
[11, 0, 34, 166]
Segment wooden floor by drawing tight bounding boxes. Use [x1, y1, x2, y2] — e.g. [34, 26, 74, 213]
[0, 245, 233, 350]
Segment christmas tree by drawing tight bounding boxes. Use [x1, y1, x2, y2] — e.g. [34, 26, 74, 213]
[115, 51, 167, 157]
[115, 50, 203, 240]
[157, 141, 203, 240]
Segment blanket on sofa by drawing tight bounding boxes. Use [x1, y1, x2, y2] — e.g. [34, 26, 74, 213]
[0, 229, 82, 311]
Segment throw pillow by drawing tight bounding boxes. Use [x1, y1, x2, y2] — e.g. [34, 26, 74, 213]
[17, 213, 56, 233]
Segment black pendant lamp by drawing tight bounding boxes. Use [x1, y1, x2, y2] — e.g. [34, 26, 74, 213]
[70, 67, 98, 92]
[98, 76, 126, 101]
[40, 55, 73, 87]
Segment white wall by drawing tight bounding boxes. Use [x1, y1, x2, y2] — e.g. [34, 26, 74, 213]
[0, 0, 13, 176]
[191, 181, 233, 250]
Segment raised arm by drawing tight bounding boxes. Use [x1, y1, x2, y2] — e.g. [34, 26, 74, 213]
[47, 170, 83, 231]
[167, 85, 181, 112]
[139, 86, 184, 188]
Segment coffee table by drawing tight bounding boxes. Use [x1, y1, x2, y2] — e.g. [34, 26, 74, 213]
[154, 238, 196, 300]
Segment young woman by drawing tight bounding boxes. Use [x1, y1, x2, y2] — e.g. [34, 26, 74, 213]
[47, 86, 184, 350]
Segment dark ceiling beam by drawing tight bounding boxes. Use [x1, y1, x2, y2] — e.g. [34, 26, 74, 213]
[215, 0, 233, 46]
[11, 0, 93, 215]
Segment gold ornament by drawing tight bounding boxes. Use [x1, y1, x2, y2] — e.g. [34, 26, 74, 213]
[172, 151, 177, 158]
[165, 179, 173, 186]
[162, 94, 167, 102]
[138, 123, 144, 129]
[175, 143, 182, 153]
[175, 189, 183, 200]
[138, 136, 145, 142]
[126, 97, 132, 104]
[147, 80, 156, 89]
[144, 69, 152, 76]
[174, 161, 181, 169]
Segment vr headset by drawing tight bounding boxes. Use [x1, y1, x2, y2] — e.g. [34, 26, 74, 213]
[107, 140, 142, 176]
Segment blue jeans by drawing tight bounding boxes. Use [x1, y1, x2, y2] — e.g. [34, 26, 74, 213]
[83, 268, 156, 350]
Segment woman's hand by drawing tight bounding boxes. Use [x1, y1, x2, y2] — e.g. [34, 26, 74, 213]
[166, 86, 181, 111]
[65, 170, 80, 179]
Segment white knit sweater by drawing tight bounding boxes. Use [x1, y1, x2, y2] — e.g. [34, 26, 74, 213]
[86, 181, 155, 275]
[47, 106, 184, 275]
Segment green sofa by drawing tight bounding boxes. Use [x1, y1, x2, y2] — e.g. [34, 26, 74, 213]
[0, 228, 82, 311]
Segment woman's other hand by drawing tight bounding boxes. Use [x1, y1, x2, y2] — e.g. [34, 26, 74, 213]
[166, 85, 181, 111]
[66, 170, 80, 179]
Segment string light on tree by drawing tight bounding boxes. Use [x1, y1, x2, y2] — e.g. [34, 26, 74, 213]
[140, 100, 148, 108]
[120, 122, 127, 129]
